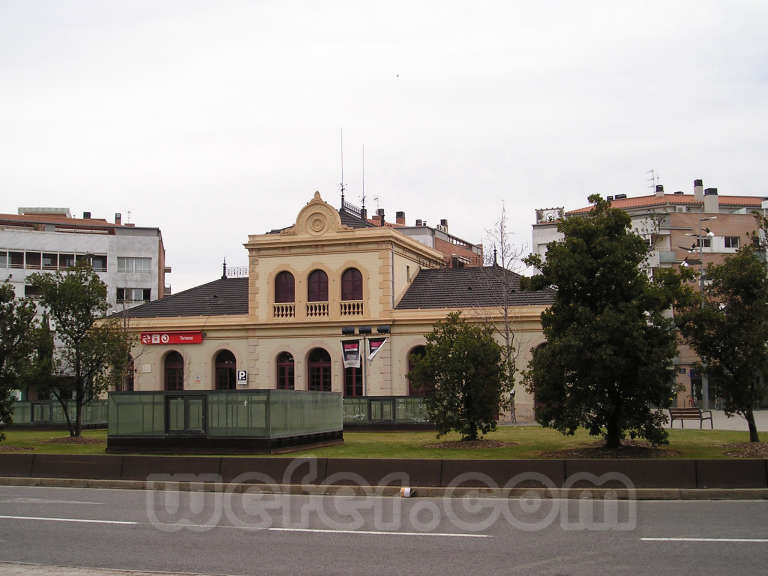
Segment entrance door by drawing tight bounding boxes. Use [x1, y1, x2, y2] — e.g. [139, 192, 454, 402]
[166, 395, 206, 435]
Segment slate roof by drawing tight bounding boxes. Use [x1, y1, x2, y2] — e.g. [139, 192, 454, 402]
[339, 207, 375, 229]
[118, 277, 249, 318]
[396, 266, 556, 310]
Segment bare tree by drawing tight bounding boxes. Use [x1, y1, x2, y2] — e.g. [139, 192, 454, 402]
[482, 202, 526, 422]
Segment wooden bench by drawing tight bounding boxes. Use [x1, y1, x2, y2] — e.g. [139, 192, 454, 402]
[669, 407, 713, 429]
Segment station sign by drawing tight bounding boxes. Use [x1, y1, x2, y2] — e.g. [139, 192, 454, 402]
[140, 331, 203, 345]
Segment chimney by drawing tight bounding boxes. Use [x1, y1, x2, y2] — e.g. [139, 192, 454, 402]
[377, 208, 385, 225]
[440, 218, 448, 231]
[694, 179, 704, 202]
[704, 187, 719, 213]
[415, 219, 423, 226]
[396, 211, 405, 225]
[115, 212, 122, 226]
[655, 184, 664, 198]
[83, 211, 91, 219]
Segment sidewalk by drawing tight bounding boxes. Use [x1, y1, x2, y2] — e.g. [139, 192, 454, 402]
[0, 563, 196, 576]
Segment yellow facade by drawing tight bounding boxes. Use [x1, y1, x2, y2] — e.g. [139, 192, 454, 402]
[124, 193, 549, 421]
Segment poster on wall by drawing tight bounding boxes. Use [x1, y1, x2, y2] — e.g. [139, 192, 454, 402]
[367, 337, 388, 361]
[341, 340, 361, 368]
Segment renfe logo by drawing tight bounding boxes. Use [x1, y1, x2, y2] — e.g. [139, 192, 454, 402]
[141, 331, 203, 345]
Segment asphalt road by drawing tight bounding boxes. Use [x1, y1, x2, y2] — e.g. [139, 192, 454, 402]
[0, 485, 767, 576]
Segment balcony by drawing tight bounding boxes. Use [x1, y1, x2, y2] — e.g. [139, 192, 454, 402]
[273, 302, 295, 318]
[659, 251, 679, 264]
[340, 300, 364, 316]
[306, 302, 329, 317]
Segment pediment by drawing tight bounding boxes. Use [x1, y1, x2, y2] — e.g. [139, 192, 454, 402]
[283, 191, 346, 237]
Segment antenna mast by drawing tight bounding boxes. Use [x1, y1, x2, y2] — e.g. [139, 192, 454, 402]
[646, 169, 660, 190]
[339, 129, 346, 205]
[361, 144, 366, 210]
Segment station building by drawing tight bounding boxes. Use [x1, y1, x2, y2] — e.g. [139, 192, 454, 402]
[120, 192, 554, 422]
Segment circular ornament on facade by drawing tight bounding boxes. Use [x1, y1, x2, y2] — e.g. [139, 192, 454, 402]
[308, 213, 328, 234]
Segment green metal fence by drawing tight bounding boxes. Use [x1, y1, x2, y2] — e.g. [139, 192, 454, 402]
[8, 394, 423, 430]
[9, 400, 108, 426]
[343, 396, 429, 426]
[108, 390, 343, 439]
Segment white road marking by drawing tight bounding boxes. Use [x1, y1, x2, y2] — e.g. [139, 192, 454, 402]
[0, 515, 136, 525]
[0, 498, 103, 505]
[267, 527, 490, 538]
[642, 537, 768, 543]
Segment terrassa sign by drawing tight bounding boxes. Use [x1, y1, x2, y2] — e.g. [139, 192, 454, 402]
[140, 331, 203, 345]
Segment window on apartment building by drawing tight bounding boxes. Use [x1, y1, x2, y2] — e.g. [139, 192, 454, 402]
[725, 236, 740, 249]
[91, 255, 107, 272]
[307, 270, 328, 302]
[25, 252, 41, 269]
[59, 253, 75, 269]
[215, 350, 236, 390]
[42, 253, 57, 270]
[9, 251, 24, 269]
[696, 238, 711, 249]
[116, 288, 152, 303]
[24, 285, 42, 298]
[0, 251, 6, 268]
[341, 268, 362, 300]
[118, 257, 152, 273]
[277, 352, 295, 390]
[308, 348, 332, 392]
[274, 271, 295, 303]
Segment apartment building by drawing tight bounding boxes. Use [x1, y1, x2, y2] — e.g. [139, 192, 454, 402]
[532, 179, 768, 409]
[0, 207, 170, 312]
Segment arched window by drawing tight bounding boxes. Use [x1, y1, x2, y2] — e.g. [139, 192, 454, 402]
[341, 268, 363, 301]
[407, 346, 427, 396]
[307, 270, 328, 302]
[164, 351, 184, 391]
[122, 357, 134, 392]
[275, 271, 295, 303]
[277, 352, 295, 390]
[307, 348, 332, 391]
[215, 350, 236, 390]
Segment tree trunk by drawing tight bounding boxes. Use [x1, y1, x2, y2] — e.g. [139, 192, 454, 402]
[73, 388, 82, 438]
[605, 417, 621, 449]
[745, 409, 760, 443]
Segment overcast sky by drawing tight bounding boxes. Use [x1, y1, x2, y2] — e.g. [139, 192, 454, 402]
[2, 0, 767, 292]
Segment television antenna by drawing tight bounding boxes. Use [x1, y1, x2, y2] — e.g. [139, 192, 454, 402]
[339, 128, 346, 204]
[646, 169, 660, 190]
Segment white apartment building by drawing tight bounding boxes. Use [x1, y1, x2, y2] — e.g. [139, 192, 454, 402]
[0, 207, 170, 313]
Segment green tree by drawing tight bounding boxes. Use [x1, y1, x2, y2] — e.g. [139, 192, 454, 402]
[677, 246, 768, 442]
[0, 282, 38, 438]
[523, 195, 684, 448]
[408, 312, 511, 441]
[28, 264, 132, 437]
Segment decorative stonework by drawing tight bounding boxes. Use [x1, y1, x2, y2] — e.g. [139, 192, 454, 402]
[292, 191, 343, 237]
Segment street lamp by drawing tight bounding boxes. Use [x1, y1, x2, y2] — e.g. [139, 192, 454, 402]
[685, 216, 717, 299]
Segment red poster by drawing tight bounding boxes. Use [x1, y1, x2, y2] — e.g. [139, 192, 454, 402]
[140, 331, 203, 345]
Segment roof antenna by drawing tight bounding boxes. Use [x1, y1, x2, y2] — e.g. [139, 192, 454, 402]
[221, 258, 227, 280]
[493, 245, 498, 267]
[361, 144, 366, 211]
[646, 169, 660, 191]
[339, 128, 346, 206]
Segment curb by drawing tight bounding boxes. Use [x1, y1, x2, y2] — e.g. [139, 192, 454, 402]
[2, 476, 768, 500]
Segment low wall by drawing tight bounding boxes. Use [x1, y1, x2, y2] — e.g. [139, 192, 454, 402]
[1, 454, 766, 489]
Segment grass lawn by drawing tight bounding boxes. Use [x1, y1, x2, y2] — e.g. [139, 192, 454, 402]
[0, 426, 761, 459]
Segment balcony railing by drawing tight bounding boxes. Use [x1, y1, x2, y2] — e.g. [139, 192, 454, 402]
[273, 303, 295, 318]
[306, 301, 329, 317]
[340, 300, 364, 316]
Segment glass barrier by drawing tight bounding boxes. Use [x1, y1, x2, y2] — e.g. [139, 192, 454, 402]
[269, 389, 343, 439]
[108, 393, 164, 436]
